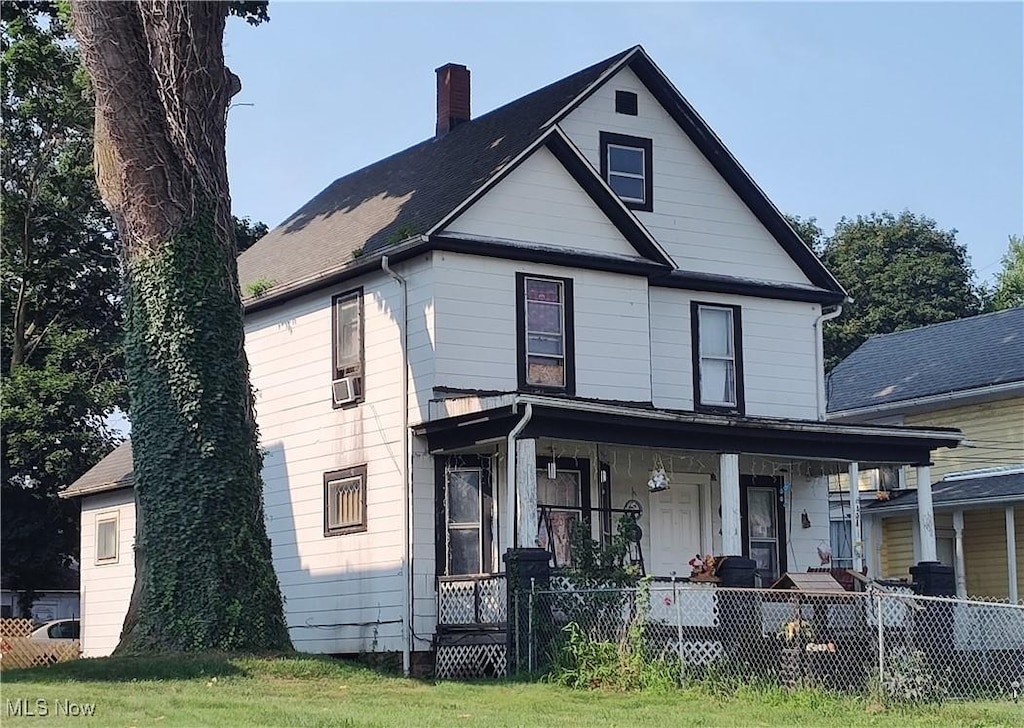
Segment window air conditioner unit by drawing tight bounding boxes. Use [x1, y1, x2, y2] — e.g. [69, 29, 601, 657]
[332, 377, 357, 406]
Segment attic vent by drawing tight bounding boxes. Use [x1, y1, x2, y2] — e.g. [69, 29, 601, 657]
[615, 90, 638, 116]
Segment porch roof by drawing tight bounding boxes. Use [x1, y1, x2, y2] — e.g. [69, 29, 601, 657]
[416, 393, 962, 465]
[863, 468, 1024, 514]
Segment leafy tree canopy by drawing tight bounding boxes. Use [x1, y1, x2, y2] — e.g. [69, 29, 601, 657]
[0, 0, 124, 612]
[1, 1, 270, 614]
[818, 211, 983, 370]
[986, 235, 1024, 311]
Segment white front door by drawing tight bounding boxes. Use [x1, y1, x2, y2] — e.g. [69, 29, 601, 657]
[650, 474, 708, 577]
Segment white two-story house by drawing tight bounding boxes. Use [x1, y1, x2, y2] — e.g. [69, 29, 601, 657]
[63, 47, 962, 671]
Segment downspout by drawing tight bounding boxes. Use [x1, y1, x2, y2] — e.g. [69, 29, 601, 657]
[814, 303, 844, 420]
[381, 256, 412, 676]
[505, 401, 533, 555]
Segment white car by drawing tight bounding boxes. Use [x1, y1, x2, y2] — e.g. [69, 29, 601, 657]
[29, 619, 80, 644]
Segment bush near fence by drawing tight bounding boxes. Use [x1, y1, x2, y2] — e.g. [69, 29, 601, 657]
[0, 619, 81, 671]
[523, 583, 1024, 703]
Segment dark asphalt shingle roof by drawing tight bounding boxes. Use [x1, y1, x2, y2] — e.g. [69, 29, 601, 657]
[864, 470, 1024, 511]
[60, 440, 134, 498]
[827, 308, 1024, 414]
[237, 49, 632, 291]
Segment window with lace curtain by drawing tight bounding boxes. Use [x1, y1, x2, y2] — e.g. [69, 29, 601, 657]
[691, 302, 745, 413]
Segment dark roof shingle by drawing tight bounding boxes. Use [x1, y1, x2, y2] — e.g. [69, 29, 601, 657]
[864, 470, 1024, 511]
[60, 440, 134, 498]
[827, 308, 1024, 414]
[237, 49, 632, 291]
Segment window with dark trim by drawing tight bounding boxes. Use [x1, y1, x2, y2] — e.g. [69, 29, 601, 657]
[536, 456, 591, 569]
[324, 465, 367, 535]
[332, 288, 364, 406]
[437, 455, 494, 576]
[691, 302, 745, 413]
[740, 475, 787, 585]
[599, 131, 653, 211]
[615, 90, 638, 116]
[516, 273, 575, 395]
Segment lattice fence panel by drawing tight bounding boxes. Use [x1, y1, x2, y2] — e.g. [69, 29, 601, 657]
[0, 619, 35, 638]
[435, 643, 507, 679]
[0, 638, 81, 671]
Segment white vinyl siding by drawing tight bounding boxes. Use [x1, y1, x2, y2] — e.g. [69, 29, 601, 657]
[650, 288, 820, 419]
[559, 66, 812, 286]
[79, 490, 136, 657]
[244, 256, 434, 655]
[442, 146, 643, 259]
[432, 251, 651, 402]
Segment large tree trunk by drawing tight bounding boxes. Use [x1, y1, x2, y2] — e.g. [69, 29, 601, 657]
[71, 0, 290, 652]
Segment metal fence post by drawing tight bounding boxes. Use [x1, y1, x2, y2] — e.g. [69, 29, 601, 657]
[528, 577, 536, 674]
[673, 576, 683, 684]
[514, 589, 520, 675]
[875, 591, 885, 687]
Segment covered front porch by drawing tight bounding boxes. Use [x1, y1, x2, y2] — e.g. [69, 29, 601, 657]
[864, 468, 1024, 601]
[419, 394, 963, 626]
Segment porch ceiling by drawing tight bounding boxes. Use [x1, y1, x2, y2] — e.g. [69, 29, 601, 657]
[415, 394, 962, 465]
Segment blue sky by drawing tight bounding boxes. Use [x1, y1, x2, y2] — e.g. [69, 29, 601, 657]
[223, 1, 1023, 284]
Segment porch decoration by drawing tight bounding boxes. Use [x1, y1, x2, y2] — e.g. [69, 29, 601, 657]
[688, 554, 720, 582]
[647, 455, 670, 493]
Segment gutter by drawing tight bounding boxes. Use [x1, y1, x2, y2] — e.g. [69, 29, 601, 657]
[867, 494, 1024, 514]
[827, 381, 1024, 422]
[504, 401, 534, 554]
[381, 255, 412, 677]
[814, 303, 844, 419]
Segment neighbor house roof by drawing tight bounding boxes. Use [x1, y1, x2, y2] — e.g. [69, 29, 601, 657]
[827, 308, 1024, 415]
[59, 440, 134, 498]
[237, 46, 845, 310]
[864, 469, 1024, 513]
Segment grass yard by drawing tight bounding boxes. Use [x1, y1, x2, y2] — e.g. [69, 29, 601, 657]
[1, 653, 1021, 727]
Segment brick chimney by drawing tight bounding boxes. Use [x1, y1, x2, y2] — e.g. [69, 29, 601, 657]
[436, 63, 470, 137]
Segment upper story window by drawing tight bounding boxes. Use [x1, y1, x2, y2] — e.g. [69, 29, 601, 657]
[691, 302, 745, 413]
[95, 513, 119, 564]
[324, 465, 367, 536]
[332, 289, 364, 407]
[599, 131, 653, 212]
[516, 273, 575, 394]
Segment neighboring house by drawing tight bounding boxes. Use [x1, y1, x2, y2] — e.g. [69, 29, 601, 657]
[827, 308, 1024, 601]
[62, 47, 963, 666]
[0, 568, 81, 623]
[58, 441, 134, 657]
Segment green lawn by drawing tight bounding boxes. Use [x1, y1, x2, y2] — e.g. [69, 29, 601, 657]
[2, 654, 1021, 727]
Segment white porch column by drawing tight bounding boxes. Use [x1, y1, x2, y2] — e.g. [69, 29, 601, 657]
[1006, 506, 1018, 603]
[952, 510, 967, 598]
[916, 464, 938, 563]
[720, 453, 742, 555]
[848, 462, 863, 573]
[516, 439, 538, 548]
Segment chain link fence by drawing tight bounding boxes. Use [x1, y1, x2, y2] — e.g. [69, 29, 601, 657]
[515, 582, 1024, 701]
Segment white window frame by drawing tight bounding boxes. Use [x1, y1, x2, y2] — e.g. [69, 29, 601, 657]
[697, 304, 739, 408]
[95, 512, 119, 565]
[324, 467, 367, 536]
[606, 144, 647, 204]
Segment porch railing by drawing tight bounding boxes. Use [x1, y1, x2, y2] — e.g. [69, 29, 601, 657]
[437, 574, 507, 626]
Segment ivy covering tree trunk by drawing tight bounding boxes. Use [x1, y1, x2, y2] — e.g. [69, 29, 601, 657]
[70, 0, 290, 652]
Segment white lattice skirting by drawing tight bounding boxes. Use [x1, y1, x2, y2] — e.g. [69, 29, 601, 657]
[435, 643, 508, 679]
